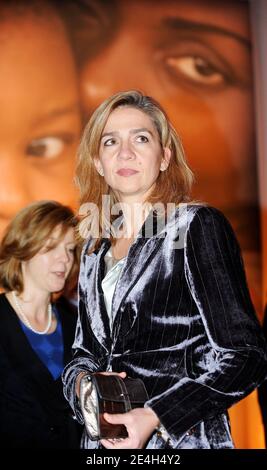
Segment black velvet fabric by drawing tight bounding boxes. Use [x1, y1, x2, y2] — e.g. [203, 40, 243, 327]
[0, 295, 81, 448]
[62, 205, 267, 448]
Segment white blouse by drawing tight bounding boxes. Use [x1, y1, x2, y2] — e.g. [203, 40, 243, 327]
[101, 248, 125, 330]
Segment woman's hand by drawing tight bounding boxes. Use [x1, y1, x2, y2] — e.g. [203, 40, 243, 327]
[100, 407, 159, 449]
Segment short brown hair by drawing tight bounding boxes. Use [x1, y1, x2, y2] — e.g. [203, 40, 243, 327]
[0, 200, 78, 294]
[76, 90, 194, 244]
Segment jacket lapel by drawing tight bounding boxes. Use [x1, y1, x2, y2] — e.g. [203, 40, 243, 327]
[84, 210, 169, 351]
[111, 211, 167, 343]
[81, 239, 112, 352]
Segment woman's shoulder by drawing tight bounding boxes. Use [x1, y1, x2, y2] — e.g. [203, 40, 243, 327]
[0, 293, 7, 315]
[175, 202, 225, 216]
[0, 293, 19, 339]
[173, 203, 231, 227]
[183, 204, 240, 255]
[0, 292, 10, 308]
[169, 203, 236, 246]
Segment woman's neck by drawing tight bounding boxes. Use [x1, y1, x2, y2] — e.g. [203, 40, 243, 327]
[111, 201, 152, 260]
[10, 287, 51, 321]
[118, 201, 152, 239]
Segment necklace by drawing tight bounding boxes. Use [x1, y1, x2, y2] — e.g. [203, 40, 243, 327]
[12, 291, 52, 335]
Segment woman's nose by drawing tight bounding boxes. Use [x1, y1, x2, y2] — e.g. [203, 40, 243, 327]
[55, 246, 71, 263]
[117, 142, 135, 161]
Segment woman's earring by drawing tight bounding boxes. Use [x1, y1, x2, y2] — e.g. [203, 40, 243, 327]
[98, 168, 104, 176]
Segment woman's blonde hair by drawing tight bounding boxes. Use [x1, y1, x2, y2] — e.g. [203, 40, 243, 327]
[76, 90, 194, 243]
[0, 200, 78, 294]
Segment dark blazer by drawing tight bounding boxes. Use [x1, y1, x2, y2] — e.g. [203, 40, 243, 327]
[63, 205, 267, 449]
[0, 294, 81, 449]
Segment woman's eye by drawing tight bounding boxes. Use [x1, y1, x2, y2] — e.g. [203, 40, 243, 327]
[26, 136, 65, 158]
[136, 135, 149, 143]
[166, 55, 226, 86]
[103, 138, 116, 146]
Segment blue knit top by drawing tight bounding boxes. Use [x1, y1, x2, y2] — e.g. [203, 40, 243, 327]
[20, 306, 64, 380]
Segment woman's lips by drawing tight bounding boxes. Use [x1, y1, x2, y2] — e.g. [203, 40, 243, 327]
[116, 168, 139, 176]
[52, 271, 65, 279]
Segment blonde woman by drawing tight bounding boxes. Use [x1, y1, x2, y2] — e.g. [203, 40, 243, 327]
[63, 90, 267, 449]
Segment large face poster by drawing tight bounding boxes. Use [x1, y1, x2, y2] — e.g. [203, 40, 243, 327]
[0, 0, 264, 448]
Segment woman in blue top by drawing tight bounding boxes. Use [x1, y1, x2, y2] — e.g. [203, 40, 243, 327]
[0, 200, 81, 448]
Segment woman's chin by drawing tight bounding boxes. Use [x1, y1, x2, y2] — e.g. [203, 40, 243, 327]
[50, 281, 66, 294]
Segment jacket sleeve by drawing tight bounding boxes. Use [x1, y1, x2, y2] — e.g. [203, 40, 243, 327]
[62, 241, 101, 423]
[146, 206, 267, 442]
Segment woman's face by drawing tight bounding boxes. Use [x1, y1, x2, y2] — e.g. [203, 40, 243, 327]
[78, 0, 256, 212]
[0, 12, 81, 237]
[95, 106, 170, 203]
[22, 225, 76, 295]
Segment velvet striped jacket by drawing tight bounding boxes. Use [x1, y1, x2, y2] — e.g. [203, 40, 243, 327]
[62, 205, 267, 448]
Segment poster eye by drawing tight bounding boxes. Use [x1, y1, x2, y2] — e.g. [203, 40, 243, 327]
[27, 137, 65, 158]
